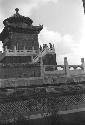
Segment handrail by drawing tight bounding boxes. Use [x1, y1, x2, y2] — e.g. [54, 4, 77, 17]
[33, 47, 55, 63]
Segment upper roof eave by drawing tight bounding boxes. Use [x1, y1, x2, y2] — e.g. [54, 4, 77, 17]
[3, 8, 33, 26]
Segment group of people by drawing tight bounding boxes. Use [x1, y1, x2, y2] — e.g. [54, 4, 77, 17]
[39, 43, 54, 51]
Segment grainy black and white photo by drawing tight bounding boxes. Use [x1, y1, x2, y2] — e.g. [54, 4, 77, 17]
[0, 0, 85, 125]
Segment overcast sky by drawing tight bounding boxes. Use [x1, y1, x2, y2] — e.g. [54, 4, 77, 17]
[0, 0, 85, 64]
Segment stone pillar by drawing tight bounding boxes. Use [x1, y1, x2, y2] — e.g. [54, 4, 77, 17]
[40, 56, 44, 79]
[5, 46, 7, 51]
[64, 57, 70, 77]
[81, 58, 85, 70]
[14, 46, 17, 56]
[14, 46, 16, 52]
[31, 56, 33, 62]
[24, 46, 25, 50]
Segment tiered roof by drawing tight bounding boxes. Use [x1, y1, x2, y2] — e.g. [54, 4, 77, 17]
[3, 8, 33, 26]
[0, 8, 43, 41]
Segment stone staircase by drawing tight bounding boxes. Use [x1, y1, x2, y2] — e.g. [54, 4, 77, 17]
[33, 47, 55, 64]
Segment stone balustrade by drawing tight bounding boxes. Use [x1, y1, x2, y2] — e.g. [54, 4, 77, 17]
[44, 58, 85, 83]
[3, 46, 37, 56]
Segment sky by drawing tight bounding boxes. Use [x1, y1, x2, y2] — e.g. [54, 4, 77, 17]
[0, 0, 85, 65]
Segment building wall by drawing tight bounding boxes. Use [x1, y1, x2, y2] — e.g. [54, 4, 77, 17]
[0, 65, 41, 79]
[10, 32, 39, 50]
[2, 32, 39, 50]
[0, 56, 32, 63]
[43, 54, 56, 65]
